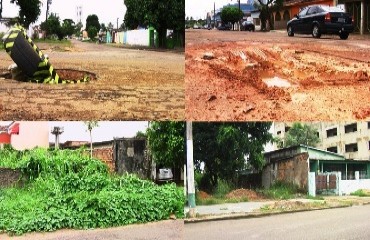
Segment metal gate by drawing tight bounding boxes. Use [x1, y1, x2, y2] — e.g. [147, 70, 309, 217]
[316, 173, 339, 195]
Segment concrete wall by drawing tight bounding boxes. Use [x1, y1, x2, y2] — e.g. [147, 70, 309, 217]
[262, 152, 309, 190]
[125, 29, 150, 46]
[11, 122, 49, 150]
[339, 171, 370, 195]
[0, 168, 23, 188]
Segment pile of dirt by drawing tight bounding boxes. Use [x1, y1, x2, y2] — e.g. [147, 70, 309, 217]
[197, 191, 211, 200]
[225, 188, 263, 201]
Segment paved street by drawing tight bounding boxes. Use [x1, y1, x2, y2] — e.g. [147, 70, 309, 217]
[0, 40, 184, 120]
[185, 204, 370, 240]
[1, 220, 183, 240]
[186, 29, 370, 121]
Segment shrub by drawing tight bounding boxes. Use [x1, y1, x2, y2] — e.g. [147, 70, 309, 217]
[260, 181, 300, 200]
[0, 148, 184, 235]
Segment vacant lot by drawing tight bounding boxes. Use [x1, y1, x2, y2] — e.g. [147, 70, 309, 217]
[0, 40, 184, 120]
[186, 29, 370, 121]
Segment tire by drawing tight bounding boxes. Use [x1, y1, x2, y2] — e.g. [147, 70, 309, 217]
[339, 32, 349, 40]
[312, 24, 321, 38]
[287, 25, 294, 37]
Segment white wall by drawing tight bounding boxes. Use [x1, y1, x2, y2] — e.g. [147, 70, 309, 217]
[339, 179, 370, 195]
[11, 122, 49, 150]
[126, 29, 149, 46]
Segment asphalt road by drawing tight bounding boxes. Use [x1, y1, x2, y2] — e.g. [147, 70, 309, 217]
[1, 220, 183, 240]
[184, 205, 370, 240]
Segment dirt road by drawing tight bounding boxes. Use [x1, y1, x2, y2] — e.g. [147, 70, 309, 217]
[1, 220, 183, 240]
[186, 29, 370, 121]
[0, 40, 184, 120]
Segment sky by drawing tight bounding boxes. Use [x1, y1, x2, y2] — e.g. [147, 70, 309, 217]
[185, 0, 244, 20]
[0, 121, 148, 143]
[0, 0, 126, 32]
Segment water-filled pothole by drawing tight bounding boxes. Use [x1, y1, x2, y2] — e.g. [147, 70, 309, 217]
[262, 76, 291, 88]
[0, 68, 97, 83]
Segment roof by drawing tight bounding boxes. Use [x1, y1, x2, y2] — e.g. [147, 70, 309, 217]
[264, 144, 346, 163]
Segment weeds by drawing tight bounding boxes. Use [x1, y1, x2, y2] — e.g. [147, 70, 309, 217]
[351, 189, 370, 197]
[0, 148, 184, 235]
[259, 181, 301, 200]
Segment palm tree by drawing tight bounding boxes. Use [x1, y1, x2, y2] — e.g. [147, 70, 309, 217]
[84, 121, 99, 158]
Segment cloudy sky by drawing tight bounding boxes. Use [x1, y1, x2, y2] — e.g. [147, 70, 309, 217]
[0, 0, 126, 32]
[1, 121, 148, 143]
[186, 0, 242, 19]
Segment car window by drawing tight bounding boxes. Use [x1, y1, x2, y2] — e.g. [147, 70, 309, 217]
[307, 7, 318, 15]
[298, 8, 309, 17]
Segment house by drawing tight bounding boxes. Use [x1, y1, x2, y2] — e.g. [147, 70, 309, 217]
[282, 0, 369, 34]
[0, 122, 49, 150]
[263, 145, 370, 195]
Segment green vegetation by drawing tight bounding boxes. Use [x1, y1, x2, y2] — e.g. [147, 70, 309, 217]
[220, 6, 243, 30]
[276, 122, 320, 148]
[196, 195, 249, 206]
[10, 0, 42, 28]
[259, 181, 301, 200]
[351, 189, 370, 197]
[33, 38, 72, 46]
[0, 148, 184, 236]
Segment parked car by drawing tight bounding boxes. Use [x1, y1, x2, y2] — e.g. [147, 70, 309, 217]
[217, 23, 232, 31]
[287, 5, 354, 40]
[241, 20, 255, 31]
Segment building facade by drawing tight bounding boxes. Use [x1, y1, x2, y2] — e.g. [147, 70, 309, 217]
[273, 122, 370, 161]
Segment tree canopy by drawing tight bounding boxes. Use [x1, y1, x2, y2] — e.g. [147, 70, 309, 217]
[61, 19, 75, 37]
[123, 0, 184, 47]
[147, 121, 273, 189]
[220, 6, 243, 29]
[11, 0, 42, 28]
[85, 14, 100, 32]
[279, 123, 320, 148]
[255, 0, 283, 31]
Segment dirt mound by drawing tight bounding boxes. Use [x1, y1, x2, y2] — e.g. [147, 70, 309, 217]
[226, 188, 262, 201]
[197, 191, 211, 200]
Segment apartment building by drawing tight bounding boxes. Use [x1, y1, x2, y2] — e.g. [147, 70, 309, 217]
[273, 122, 370, 161]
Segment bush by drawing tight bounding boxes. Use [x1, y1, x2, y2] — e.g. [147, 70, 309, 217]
[0, 148, 184, 235]
[260, 181, 300, 200]
[214, 179, 234, 198]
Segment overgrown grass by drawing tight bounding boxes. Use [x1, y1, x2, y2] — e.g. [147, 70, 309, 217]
[351, 189, 370, 197]
[196, 194, 249, 205]
[259, 181, 301, 200]
[0, 148, 184, 236]
[33, 38, 72, 47]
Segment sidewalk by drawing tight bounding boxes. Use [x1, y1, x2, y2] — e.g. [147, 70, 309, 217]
[184, 196, 370, 223]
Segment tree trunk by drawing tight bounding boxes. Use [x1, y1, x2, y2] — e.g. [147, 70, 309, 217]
[157, 28, 167, 48]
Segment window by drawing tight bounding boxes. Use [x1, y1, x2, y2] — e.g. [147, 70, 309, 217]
[344, 123, 357, 133]
[307, 7, 318, 15]
[327, 146, 338, 153]
[326, 128, 337, 138]
[298, 8, 309, 18]
[345, 143, 358, 153]
[277, 131, 281, 135]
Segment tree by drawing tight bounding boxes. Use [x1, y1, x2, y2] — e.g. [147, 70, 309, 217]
[100, 23, 107, 33]
[84, 121, 99, 159]
[279, 123, 320, 148]
[135, 131, 146, 138]
[147, 121, 273, 190]
[147, 121, 185, 170]
[10, 0, 42, 28]
[193, 122, 272, 188]
[107, 22, 114, 30]
[255, 0, 283, 31]
[85, 14, 100, 32]
[87, 26, 98, 40]
[124, 0, 185, 48]
[61, 19, 75, 37]
[74, 21, 83, 37]
[220, 6, 243, 30]
[40, 13, 62, 39]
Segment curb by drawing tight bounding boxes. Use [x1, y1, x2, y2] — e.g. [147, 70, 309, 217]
[184, 204, 357, 224]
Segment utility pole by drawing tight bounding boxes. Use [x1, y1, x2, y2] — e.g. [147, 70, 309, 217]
[0, 0, 3, 18]
[186, 121, 196, 217]
[214, 2, 216, 29]
[51, 126, 64, 149]
[117, 18, 119, 31]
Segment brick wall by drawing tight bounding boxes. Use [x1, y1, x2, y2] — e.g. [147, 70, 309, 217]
[92, 147, 114, 172]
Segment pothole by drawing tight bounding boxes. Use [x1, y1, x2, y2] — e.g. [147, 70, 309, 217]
[0, 68, 97, 83]
[262, 76, 292, 88]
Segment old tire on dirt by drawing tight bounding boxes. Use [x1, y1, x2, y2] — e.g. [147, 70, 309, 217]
[339, 32, 349, 40]
[287, 25, 294, 37]
[312, 24, 321, 38]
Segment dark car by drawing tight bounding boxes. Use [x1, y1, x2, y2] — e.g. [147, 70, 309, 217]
[287, 5, 354, 40]
[241, 20, 255, 31]
[217, 23, 232, 31]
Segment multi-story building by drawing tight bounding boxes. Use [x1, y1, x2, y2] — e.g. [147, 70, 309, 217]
[273, 122, 370, 161]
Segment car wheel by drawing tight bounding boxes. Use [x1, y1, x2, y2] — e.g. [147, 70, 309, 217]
[287, 25, 294, 37]
[339, 32, 349, 40]
[312, 24, 321, 38]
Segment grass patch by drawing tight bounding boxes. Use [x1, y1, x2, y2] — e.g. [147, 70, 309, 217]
[196, 195, 249, 205]
[33, 39, 72, 48]
[351, 189, 370, 197]
[306, 195, 324, 200]
[259, 181, 301, 200]
[0, 147, 184, 236]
